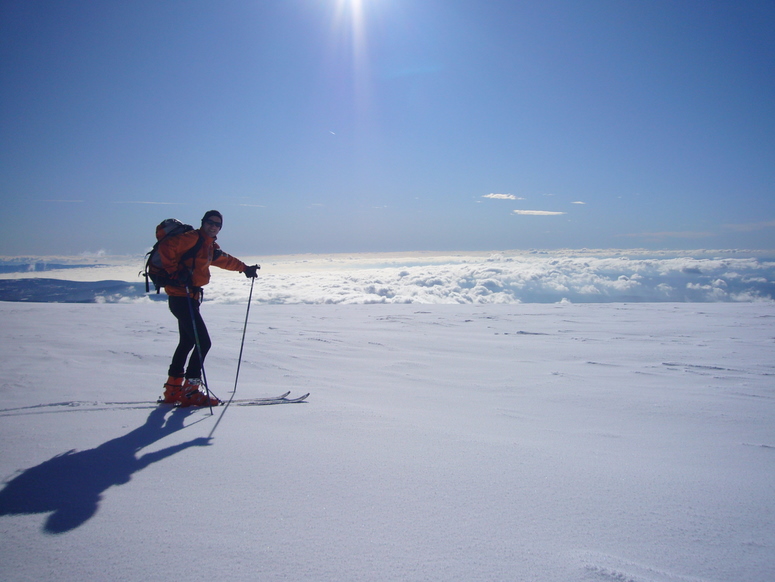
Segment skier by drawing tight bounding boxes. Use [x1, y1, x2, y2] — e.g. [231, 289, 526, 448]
[160, 210, 259, 406]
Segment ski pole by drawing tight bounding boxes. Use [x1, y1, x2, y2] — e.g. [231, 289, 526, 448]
[231, 274, 255, 402]
[186, 287, 214, 415]
[208, 276, 255, 438]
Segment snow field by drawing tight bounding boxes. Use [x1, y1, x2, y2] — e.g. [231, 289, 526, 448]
[0, 301, 774, 581]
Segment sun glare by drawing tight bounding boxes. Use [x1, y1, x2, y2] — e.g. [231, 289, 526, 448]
[329, 0, 373, 115]
[333, 0, 366, 55]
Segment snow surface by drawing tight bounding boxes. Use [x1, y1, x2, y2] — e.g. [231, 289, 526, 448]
[1, 254, 774, 581]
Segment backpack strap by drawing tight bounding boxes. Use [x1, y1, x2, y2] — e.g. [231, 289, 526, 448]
[178, 232, 205, 285]
[181, 232, 204, 266]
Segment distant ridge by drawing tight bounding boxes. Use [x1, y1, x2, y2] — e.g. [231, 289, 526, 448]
[0, 279, 161, 303]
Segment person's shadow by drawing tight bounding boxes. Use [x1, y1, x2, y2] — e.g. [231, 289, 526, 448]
[0, 406, 210, 534]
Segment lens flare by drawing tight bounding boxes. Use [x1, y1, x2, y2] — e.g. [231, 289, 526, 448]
[330, 0, 372, 118]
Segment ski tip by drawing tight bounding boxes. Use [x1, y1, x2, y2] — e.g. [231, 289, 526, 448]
[283, 393, 310, 404]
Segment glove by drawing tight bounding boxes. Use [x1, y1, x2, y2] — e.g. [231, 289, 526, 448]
[243, 264, 260, 278]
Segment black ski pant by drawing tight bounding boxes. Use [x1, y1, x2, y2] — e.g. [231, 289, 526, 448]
[167, 295, 212, 380]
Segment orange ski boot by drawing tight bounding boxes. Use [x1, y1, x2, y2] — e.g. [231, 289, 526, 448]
[160, 376, 185, 404]
[178, 378, 221, 407]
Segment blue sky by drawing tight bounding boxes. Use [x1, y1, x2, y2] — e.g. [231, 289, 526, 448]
[1, 0, 774, 256]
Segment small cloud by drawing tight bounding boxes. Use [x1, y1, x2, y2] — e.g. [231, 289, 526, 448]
[238, 204, 266, 208]
[483, 193, 523, 200]
[513, 210, 566, 216]
[330, 131, 336, 135]
[571, 201, 586, 205]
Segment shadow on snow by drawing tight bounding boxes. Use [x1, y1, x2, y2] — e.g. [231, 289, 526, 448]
[0, 406, 209, 534]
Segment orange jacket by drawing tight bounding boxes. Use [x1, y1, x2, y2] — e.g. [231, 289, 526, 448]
[159, 229, 246, 298]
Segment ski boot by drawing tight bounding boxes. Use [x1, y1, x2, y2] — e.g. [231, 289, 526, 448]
[160, 376, 185, 404]
[178, 378, 221, 407]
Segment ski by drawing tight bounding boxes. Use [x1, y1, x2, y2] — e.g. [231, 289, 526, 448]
[232, 391, 291, 403]
[155, 391, 294, 406]
[159, 390, 306, 407]
[232, 393, 309, 406]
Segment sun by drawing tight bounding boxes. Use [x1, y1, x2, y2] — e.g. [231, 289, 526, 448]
[331, 0, 370, 79]
[326, 0, 391, 119]
[334, 0, 366, 41]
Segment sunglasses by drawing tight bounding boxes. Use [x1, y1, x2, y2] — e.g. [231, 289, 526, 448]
[204, 218, 222, 229]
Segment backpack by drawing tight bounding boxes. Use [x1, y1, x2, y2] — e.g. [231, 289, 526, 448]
[142, 219, 204, 293]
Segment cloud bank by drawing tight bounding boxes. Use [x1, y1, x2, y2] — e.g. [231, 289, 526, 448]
[2, 253, 773, 305]
[235, 256, 774, 305]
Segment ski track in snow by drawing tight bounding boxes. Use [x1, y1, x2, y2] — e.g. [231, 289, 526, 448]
[577, 551, 714, 582]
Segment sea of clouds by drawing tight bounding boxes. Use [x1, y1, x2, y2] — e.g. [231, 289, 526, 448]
[1, 250, 773, 304]
[242, 254, 775, 305]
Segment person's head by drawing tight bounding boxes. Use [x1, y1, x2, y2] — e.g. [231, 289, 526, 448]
[201, 210, 223, 236]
